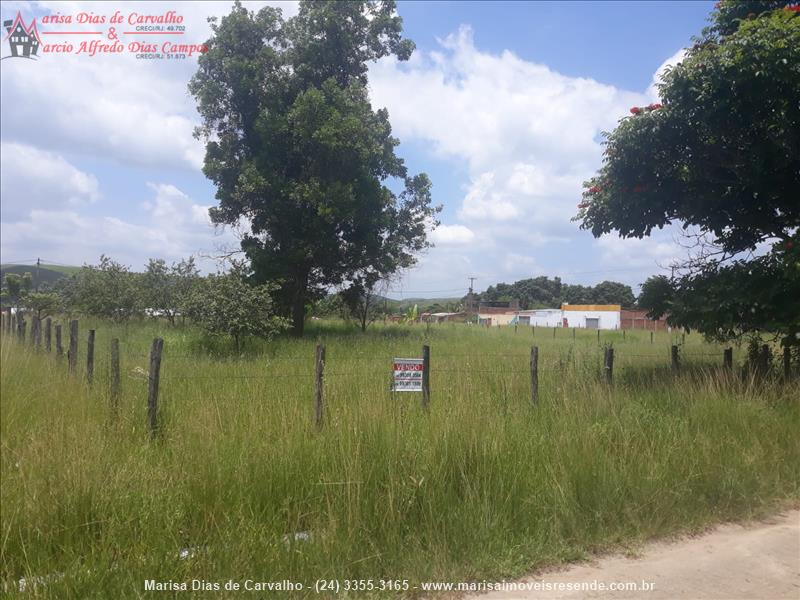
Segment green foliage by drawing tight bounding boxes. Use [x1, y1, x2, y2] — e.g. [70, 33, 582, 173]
[189, 0, 439, 336]
[3, 272, 32, 307]
[480, 276, 636, 309]
[577, 2, 800, 344]
[66, 256, 142, 321]
[637, 275, 675, 319]
[22, 292, 60, 321]
[183, 264, 288, 350]
[141, 257, 199, 325]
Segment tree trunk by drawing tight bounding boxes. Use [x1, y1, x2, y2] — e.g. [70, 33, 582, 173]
[291, 296, 305, 337]
[290, 272, 308, 337]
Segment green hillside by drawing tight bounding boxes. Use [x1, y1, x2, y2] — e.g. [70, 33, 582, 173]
[0, 263, 80, 289]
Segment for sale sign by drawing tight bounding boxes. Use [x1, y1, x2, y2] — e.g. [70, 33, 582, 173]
[392, 358, 424, 392]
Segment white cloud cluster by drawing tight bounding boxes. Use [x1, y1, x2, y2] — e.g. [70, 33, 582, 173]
[0, 2, 689, 292]
[0, 1, 288, 268]
[369, 26, 682, 293]
[0, 1, 298, 170]
[0, 141, 99, 221]
[0, 144, 237, 269]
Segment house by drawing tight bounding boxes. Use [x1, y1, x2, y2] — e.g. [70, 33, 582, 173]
[512, 309, 562, 328]
[4, 12, 41, 58]
[561, 304, 621, 329]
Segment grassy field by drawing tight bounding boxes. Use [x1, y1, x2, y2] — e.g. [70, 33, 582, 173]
[1, 320, 798, 598]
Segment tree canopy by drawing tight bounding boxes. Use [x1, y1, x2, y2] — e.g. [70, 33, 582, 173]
[577, 1, 800, 346]
[190, 0, 439, 336]
[479, 276, 636, 309]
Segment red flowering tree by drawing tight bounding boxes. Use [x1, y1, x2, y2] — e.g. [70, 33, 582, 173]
[576, 1, 800, 349]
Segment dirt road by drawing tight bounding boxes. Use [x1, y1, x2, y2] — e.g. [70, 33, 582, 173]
[468, 510, 800, 600]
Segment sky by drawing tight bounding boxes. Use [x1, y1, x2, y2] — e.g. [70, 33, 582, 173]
[0, 0, 714, 299]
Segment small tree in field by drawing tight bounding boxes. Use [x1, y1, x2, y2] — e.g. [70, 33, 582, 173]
[340, 276, 389, 332]
[68, 256, 142, 321]
[23, 292, 60, 321]
[142, 257, 200, 325]
[3, 273, 32, 313]
[184, 264, 288, 351]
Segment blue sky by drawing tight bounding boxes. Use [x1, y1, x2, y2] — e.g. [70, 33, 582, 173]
[0, 1, 714, 298]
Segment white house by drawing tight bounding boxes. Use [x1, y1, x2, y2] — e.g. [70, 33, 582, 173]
[561, 304, 621, 329]
[513, 309, 563, 328]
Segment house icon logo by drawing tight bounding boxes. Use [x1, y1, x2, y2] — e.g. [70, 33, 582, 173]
[3, 12, 41, 60]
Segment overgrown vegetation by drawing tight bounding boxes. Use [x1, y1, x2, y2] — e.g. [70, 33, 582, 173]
[1, 321, 797, 597]
[578, 0, 800, 348]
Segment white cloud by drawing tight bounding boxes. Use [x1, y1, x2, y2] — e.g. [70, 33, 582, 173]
[0, 141, 99, 221]
[369, 27, 685, 295]
[1, 171, 238, 270]
[0, 1, 298, 170]
[430, 223, 475, 245]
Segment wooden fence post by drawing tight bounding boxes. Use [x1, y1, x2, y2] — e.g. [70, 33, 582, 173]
[314, 344, 325, 429]
[784, 345, 791, 380]
[622, 329, 626, 341]
[422, 344, 431, 410]
[87, 330, 95, 385]
[532, 325, 535, 337]
[147, 338, 164, 439]
[514, 324, 518, 334]
[55, 324, 63, 356]
[16, 311, 23, 340]
[573, 327, 576, 340]
[110, 338, 120, 408]
[759, 344, 770, 377]
[530, 346, 539, 406]
[32, 317, 41, 349]
[10, 312, 16, 335]
[597, 329, 600, 344]
[553, 327, 556, 339]
[45, 318, 52, 352]
[68, 320, 78, 374]
[671, 345, 680, 373]
[650, 331, 653, 344]
[20, 320, 26, 342]
[604, 347, 614, 384]
[724, 347, 733, 372]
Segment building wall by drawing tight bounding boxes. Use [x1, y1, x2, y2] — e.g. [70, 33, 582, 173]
[479, 312, 516, 326]
[620, 309, 669, 331]
[562, 310, 620, 329]
[521, 310, 562, 328]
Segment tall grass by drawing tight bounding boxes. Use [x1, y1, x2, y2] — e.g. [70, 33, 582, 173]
[1, 321, 798, 598]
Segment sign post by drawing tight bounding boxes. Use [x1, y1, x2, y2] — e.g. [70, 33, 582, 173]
[392, 358, 424, 393]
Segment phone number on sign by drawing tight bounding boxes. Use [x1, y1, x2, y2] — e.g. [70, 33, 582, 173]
[315, 579, 410, 593]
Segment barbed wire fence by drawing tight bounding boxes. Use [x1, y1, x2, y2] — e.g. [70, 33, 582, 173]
[2, 308, 793, 440]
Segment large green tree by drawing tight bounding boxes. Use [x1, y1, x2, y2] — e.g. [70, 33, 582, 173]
[577, 1, 800, 346]
[190, 1, 439, 336]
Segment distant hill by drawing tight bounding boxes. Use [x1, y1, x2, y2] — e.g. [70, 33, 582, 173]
[0, 263, 80, 289]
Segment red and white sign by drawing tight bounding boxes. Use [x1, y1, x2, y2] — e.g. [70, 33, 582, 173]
[392, 358, 424, 392]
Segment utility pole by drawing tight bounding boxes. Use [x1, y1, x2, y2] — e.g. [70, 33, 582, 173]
[467, 277, 477, 319]
[35, 258, 40, 292]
